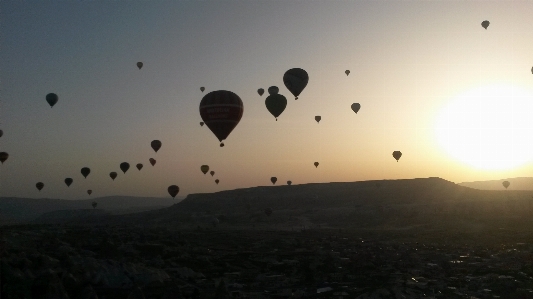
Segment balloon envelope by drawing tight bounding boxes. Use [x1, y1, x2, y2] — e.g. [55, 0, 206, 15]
[64, 178, 73, 187]
[109, 172, 117, 180]
[149, 158, 156, 166]
[267, 86, 279, 95]
[200, 87, 205, 92]
[315, 116, 321, 123]
[258, 88, 264, 96]
[136, 163, 143, 171]
[81, 167, 90, 178]
[503, 181, 510, 189]
[36, 182, 44, 191]
[46, 93, 58, 108]
[0, 152, 8, 164]
[199, 90, 244, 145]
[210, 170, 215, 176]
[215, 179, 219, 184]
[481, 20, 490, 29]
[137, 62, 143, 69]
[168, 185, 179, 198]
[392, 151, 402, 161]
[287, 180, 292, 186]
[314, 162, 319, 168]
[92, 202, 97, 208]
[351, 103, 361, 114]
[200, 122, 204, 126]
[151, 140, 162, 153]
[120, 162, 130, 173]
[0, 130, 3, 138]
[87, 190, 92, 195]
[271, 177, 277, 185]
[265, 94, 287, 120]
[201, 165, 209, 174]
[283, 68, 308, 100]
[345, 70, 350, 76]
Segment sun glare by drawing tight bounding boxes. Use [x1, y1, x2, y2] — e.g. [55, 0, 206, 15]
[434, 83, 533, 170]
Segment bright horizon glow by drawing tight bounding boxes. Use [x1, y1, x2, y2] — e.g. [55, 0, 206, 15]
[434, 83, 533, 170]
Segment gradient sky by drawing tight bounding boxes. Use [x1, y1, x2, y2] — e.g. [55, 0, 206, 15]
[2, 0, 533, 199]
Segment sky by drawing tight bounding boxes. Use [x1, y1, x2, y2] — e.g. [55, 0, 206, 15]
[1, 0, 533, 199]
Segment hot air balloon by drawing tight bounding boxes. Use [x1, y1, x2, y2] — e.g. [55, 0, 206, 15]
[258, 88, 264, 96]
[283, 68, 308, 100]
[87, 190, 92, 195]
[531, 66, 533, 74]
[136, 163, 143, 171]
[392, 151, 402, 162]
[268, 86, 279, 95]
[210, 171, 215, 176]
[137, 62, 143, 69]
[109, 172, 117, 181]
[120, 162, 130, 174]
[151, 140, 162, 153]
[287, 180, 292, 186]
[481, 20, 490, 29]
[149, 158, 156, 166]
[201, 165, 209, 175]
[0, 130, 3, 138]
[92, 202, 97, 209]
[314, 162, 319, 168]
[199, 90, 244, 147]
[351, 103, 361, 114]
[345, 70, 350, 76]
[265, 93, 287, 121]
[36, 182, 44, 191]
[168, 185, 179, 198]
[502, 181, 510, 189]
[0, 152, 8, 164]
[46, 93, 58, 108]
[200, 87, 206, 93]
[64, 178, 73, 187]
[215, 179, 219, 185]
[271, 177, 277, 185]
[81, 167, 90, 178]
[315, 116, 321, 123]
[200, 122, 204, 126]
[264, 208, 273, 216]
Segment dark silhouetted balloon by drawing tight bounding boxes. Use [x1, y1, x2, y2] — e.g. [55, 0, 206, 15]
[502, 181, 510, 189]
[120, 162, 130, 174]
[345, 70, 350, 76]
[92, 201, 97, 209]
[283, 68, 308, 100]
[265, 208, 273, 216]
[110, 172, 117, 181]
[168, 185, 179, 198]
[265, 94, 287, 121]
[351, 103, 361, 114]
[314, 162, 319, 168]
[271, 177, 277, 185]
[64, 178, 73, 187]
[46, 93, 58, 108]
[531, 66, 533, 74]
[87, 190, 92, 195]
[481, 20, 490, 29]
[137, 62, 143, 69]
[151, 140, 162, 153]
[215, 179, 219, 184]
[258, 88, 264, 96]
[210, 170, 215, 176]
[287, 180, 292, 186]
[267, 86, 279, 95]
[0, 152, 8, 164]
[392, 151, 402, 162]
[149, 158, 156, 166]
[136, 163, 143, 171]
[81, 167, 90, 178]
[200, 122, 204, 126]
[201, 165, 209, 175]
[200, 87, 205, 92]
[199, 90, 244, 146]
[0, 130, 3, 138]
[315, 116, 321, 123]
[36, 182, 44, 191]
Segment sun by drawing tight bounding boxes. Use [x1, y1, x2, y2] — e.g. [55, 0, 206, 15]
[434, 83, 533, 170]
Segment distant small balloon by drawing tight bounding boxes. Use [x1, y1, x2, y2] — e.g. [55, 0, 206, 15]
[109, 172, 117, 181]
[267, 86, 279, 95]
[0, 152, 8, 164]
[168, 185, 179, 198]
[36, 182, 44, 191]
[287, 180, 292, 186]
[46, 93, 58, 108]
[200, 87, 205, 92]
[151, 140, 162, 153]
[392, 151, 402, 162]
[481, 20, 490, 29]
[315, 116, 321, 123]
[345, 70, 350, 76]
[265, 93, 287, 121]
[271, 177, 277, 185]
[81, 167, 90, 178]
[92, 201, 97, 209]
[200, 122, 204, 126]
[502, 181, 510, 189]
[531, 66, 533, 74]
[314, 162, 319, 168]
[283, 68, 309, 100]
[137, 62, 143, 69]
[136, 163, 143, 171]
[120, 162, 130, 174]
[149, 158, 156, 166]
[351, 103, 361, 114]
[201, 165, 209, 175]
[64, 178, 73, 187]
[0, 130, 3, 138]
[258, 88, 264, 96]
[210, 170, 215, 176]
[215, 179, 219, 185]
[87, 190, 92, 195]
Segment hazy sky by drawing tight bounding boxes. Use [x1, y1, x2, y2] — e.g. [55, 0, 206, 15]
[2, 0, 533, 199]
